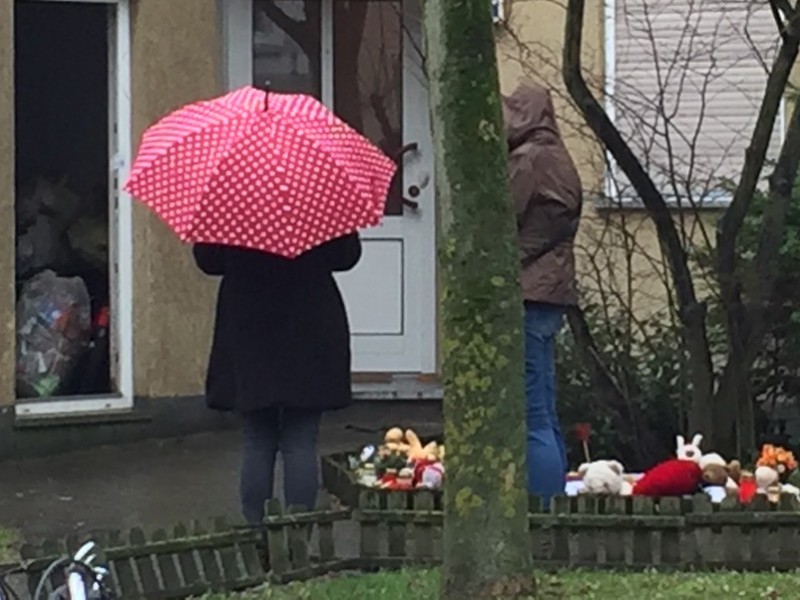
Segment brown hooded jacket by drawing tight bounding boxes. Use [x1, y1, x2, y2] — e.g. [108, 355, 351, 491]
[503, 82, 583, 306]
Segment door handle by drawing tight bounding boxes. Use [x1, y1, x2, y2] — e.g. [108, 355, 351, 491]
[393, 143, 421, 213]
[393, 142, 419, 162]
[402, 196, 419, 211]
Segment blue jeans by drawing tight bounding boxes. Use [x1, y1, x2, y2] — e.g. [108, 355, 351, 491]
[525, 302, 567, 507]
[240, 408, 322, 524]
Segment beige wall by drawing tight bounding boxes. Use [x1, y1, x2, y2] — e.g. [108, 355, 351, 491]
[497, 0, 606, 189]
[130, 0, 222, 398]
[0, 0, 13, 407]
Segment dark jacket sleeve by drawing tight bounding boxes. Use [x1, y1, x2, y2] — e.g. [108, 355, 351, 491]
[301, 232, 362, 273]
[192, 244, 228, 276]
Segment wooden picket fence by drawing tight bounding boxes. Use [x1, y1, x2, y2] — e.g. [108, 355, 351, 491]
[350, 488, 800, 571]
[19, 497, 354, 599]
[15, 482, 800, 598]
[322, 448, 800, 571]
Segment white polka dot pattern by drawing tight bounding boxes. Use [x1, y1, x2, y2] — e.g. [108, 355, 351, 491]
[124, 86, 398, 257]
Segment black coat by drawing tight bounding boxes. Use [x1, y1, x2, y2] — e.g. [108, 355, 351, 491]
[192, 233, 362, 413]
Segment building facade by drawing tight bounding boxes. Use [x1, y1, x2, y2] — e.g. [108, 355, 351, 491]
[0, 0, 783, 456]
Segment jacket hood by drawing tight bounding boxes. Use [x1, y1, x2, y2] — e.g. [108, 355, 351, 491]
[503, 82, 561, 150]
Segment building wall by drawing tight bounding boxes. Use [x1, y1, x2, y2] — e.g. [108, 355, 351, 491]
[2, 0, 784, 408]
[497, 0, 606, 189]
[130, 0, 222, 398]
[0, 0, 14, 408]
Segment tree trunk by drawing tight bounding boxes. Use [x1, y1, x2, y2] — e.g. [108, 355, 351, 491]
[424, 1, 534, 599]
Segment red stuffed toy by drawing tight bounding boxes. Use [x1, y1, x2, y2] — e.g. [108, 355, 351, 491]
[633, 459, 702, 497]
[738, 475, 758, 504]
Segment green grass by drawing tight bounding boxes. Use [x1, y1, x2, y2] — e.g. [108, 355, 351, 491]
[0, 527, 20, 564]
[201, 569, 800, 599]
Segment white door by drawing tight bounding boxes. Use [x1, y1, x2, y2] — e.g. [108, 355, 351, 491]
[225, 0, 437, 374]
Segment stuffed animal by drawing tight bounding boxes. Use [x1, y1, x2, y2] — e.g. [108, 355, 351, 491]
[699, 452, 724, 469]
[676, 433, 703, 463]
[414, 461, 445, 490]
[755, 444, 798, 502]
[633, 458, 703, 497]
[380, 427, 441, 462]
[385, 427, 405, 444]
[404, 429, 440, 462]
[701, 461, 740, 503]
[700, 454, 740, 492]
[756, 444, 797, 482]
[383, 427, 410, 453]
[738, 470, 758, 503]
[577, 460, 631, 495]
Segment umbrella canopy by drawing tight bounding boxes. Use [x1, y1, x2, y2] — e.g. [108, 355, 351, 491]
[124, 86, 397, 257]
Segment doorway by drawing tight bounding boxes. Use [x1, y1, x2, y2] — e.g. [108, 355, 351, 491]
[225, 0, 437, 374]
[13, 0, 133, 417]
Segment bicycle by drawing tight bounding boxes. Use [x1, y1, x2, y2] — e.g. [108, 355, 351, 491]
[0, 541, 114, 600]
[0, 563, 23, 600]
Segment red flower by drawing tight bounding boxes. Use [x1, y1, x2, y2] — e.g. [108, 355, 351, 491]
[573, 423, 592, 443]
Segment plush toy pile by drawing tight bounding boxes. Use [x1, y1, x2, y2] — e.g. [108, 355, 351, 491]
[351, 428, 445, 491]
[570, 433, 800, 505]
[350, 427, 800, 504]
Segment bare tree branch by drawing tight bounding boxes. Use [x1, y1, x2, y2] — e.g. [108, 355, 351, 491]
[566, 306, 669, 465]
[716, 3, 800, 332]
[562, 0, 714, 435]
[257, 0, 317, 56]
[752, 86, 800, 351]
[710, 2, 800, 453]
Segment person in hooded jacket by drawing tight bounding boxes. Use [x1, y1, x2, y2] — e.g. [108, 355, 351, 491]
[192, 233, 361, 524]
[503, 81, 583, 506]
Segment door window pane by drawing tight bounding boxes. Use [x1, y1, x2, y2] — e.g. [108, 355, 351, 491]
[253, 0, 321, 97]
[334, 1, 404, 215]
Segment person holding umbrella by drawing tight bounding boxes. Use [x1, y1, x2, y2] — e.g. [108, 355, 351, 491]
[125, 87, 397, 523]
[191, 234, 360, 523]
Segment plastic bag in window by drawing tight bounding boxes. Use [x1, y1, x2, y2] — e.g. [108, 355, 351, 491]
[15, 270, 92, 398]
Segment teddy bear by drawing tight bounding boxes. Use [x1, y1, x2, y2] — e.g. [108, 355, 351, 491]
[577, 460, 632, 495]
[700, 460, 741, 503]
[700, 453, 740, 492]
[381, 428, 442, 462]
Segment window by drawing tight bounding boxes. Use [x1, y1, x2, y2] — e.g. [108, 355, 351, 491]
[605, 0, 783, 207]
[249, 0, 405, 214]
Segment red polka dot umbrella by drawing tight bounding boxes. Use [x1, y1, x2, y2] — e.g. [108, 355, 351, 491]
[124, 86, 397, 258]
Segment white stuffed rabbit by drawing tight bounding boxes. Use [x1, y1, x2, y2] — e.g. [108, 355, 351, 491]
[676, 433, 703, 463]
